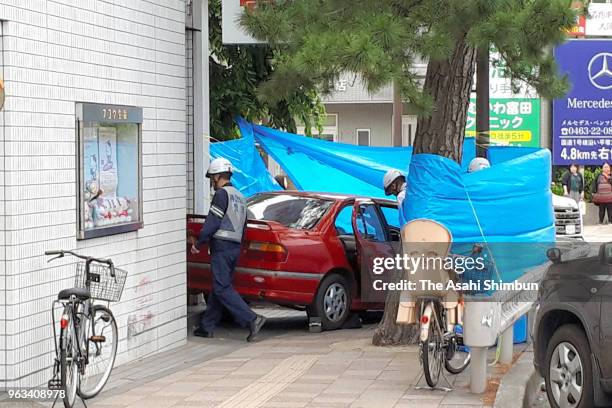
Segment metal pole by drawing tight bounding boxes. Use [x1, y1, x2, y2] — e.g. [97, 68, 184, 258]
[392, 80, 403, 147]
[470, 347, 488, 393]
[476, 47, 489, 158]
[499, 325, 514, 364]
[192, 0, 210, 214]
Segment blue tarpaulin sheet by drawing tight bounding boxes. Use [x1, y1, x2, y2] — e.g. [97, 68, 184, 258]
[241, 120, 554, 286]
[250, 120, 412, 198]
[209, 120, 281, 197]
[405, 151, 555, 284]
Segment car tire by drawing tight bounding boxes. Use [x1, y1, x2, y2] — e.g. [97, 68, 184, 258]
[544, 324, 594, 408]
[311, 273, 351, 331]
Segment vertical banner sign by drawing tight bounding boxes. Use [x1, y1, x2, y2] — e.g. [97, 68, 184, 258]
[553, 40, 612, 165]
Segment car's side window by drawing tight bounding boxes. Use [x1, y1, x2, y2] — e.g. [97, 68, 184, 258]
[334, 205, 355, 235]
[358, 205, 386, 242]
[380, 205, 400, 229]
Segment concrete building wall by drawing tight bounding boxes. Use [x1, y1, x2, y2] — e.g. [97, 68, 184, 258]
[0, 0, 188, 388]
[325, 103, 393, 146]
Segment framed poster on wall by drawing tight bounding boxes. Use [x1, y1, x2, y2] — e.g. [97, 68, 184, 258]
[76, 103, 143, 240]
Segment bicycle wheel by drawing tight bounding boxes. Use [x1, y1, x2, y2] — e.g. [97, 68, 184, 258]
[421, 307, 444, 387]
[78, 305, 118, 399]
[445, 339, 471, 374]
[60, 317, 79, 408]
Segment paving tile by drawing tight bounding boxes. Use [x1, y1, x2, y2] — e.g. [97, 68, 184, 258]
[340, 369, 383, 380]
[394, 400, 441, 408]
[91, 393, 147, 406]
[261, 401, 310, 408]
[323, 378, 373, 394]
[312, 394, 358, 404]
[124, 396, 184, 408]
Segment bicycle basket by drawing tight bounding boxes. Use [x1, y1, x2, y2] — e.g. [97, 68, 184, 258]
[74, 262, 127, 302]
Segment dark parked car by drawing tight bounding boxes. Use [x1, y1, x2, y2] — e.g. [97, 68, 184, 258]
[533, 242, 612, 408]
[187, 191, 400, 330]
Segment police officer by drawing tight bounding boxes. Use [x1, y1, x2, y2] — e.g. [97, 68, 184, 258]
[191, 158, 266, 341]
[383, 169, 407, 225]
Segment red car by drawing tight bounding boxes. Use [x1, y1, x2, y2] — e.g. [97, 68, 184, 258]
[187, 191, 400, 330]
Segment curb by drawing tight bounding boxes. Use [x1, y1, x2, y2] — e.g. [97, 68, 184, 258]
[494, 348, 541, 408]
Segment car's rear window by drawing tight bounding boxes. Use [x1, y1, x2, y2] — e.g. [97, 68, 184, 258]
[247, 194, 334, 230]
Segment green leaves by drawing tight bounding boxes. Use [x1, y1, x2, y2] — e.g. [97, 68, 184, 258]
[239, 0, 578, 110]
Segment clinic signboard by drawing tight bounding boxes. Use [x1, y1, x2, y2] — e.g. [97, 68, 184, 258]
[465, 50, 541, 147]
[466, 98, 541, 147]
[553, 40, 612, 165]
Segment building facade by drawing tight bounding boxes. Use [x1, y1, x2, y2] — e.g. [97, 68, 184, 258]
[0, 0, 208, 388]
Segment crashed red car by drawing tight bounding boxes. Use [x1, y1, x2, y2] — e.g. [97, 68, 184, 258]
[187, 191, 400, 330]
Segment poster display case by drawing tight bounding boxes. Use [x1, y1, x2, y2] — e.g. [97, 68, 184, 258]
[76, 103, 143, 239]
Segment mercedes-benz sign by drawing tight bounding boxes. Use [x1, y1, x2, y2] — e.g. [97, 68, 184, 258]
[588, 52, 612, 90]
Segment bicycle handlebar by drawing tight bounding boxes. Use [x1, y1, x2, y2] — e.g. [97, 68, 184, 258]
[45, 250, 114, 268]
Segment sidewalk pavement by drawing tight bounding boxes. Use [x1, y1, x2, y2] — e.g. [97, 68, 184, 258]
[583, 224, 612, 242]
[24, 306, 518, 408]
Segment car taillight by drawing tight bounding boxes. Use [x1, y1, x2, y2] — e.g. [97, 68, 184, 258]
[247, 241, 287, 262]
[60, 315, 69, 329]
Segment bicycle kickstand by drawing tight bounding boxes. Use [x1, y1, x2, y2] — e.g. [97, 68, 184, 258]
[413, 369, 454, 392]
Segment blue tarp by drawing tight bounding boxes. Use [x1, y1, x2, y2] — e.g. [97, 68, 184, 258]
[251, 121, 412, 198]
[213, 119, 554, 283]
[209, 120, 281, 196]
[244, 120, 554, 285]
[405, 151, 555, 283]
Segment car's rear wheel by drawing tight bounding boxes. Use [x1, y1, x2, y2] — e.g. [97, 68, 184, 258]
[544, 324, 593, 408]
[312, 273, 351, 331]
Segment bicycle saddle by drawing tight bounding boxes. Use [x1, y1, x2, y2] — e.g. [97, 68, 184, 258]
[58, 287, 91, 301]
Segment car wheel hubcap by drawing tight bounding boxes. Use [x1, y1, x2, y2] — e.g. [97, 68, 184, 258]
[549, 341, 583, 408]
[324, 283, 347, 322]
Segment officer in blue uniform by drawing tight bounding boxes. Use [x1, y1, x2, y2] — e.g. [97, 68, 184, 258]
[191, 158, 266, 341]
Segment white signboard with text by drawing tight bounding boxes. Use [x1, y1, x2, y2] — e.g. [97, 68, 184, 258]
[222, 0, 263, 44]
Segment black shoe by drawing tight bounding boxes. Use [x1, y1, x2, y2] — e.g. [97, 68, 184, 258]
[193, 327, 213, 338]
[247, 315, 267, 342]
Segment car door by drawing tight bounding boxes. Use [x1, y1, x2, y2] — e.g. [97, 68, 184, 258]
[352, 200, 397, 304]
[597, 243, 612, 380]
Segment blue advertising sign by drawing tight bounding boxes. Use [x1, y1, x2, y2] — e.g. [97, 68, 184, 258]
[553, 40, 612, 165]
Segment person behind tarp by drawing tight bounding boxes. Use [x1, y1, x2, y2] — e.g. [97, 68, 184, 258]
[468, 157, 490, 173]
[383, 169, 407, 225]
[561, 163, 584, 205]
[191, 158, 267, 341]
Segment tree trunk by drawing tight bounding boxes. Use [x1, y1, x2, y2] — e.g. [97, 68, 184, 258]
[413, 34, 477, 162]
[373, 34, 477, 346]
[372, 260, 419, 346]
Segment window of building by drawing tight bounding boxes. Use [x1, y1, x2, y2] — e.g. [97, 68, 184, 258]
[356, 129, 370, 146]
[76, 103, 143, 240]
[296, 113, 338, 142]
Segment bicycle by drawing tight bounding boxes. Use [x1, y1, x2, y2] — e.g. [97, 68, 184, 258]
[417, 296, 471, 388]
[46, 250, 127, 408]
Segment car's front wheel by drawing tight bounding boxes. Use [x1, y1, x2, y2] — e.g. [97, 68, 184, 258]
[311, 273, 351, 331]
[544, 324, 594, 408]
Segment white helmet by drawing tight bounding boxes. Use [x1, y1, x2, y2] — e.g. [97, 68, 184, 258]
[383, 169, 405, 195]
[206, 157, 233, 178]
[468, 157, 490, 173]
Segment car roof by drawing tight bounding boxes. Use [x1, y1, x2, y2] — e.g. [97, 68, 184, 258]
[254, 190, 397, 207]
